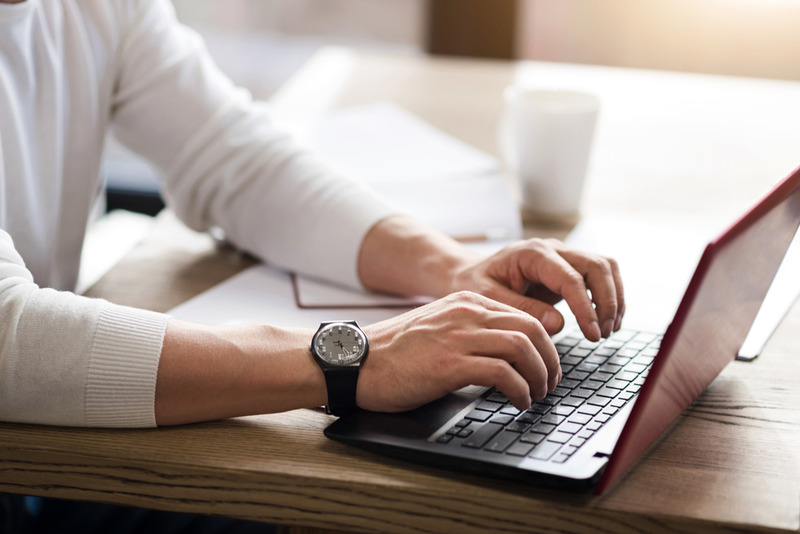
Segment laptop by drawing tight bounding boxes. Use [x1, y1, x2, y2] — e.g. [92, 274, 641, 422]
[325, 165, 800, 494]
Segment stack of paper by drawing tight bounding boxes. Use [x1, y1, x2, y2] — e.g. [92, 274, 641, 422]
[296, 102, 522, 242]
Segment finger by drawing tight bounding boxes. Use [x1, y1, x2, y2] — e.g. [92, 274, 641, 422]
[458, 292, 563, 389]
[468, 315, 562, 393]
[608, 257, 626, 331]
[519, 248, 601, 341]
[560, 251, 619, 338]
[484, 284, 565, 335]
[454, 357, 533, 410]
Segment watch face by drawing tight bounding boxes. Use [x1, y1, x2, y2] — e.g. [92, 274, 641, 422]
[313, 323, 367, 365]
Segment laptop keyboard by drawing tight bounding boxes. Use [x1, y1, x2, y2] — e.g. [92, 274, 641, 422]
[432, 329, 661, 464]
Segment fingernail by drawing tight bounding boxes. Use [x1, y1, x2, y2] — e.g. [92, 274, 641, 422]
[590, 321, 602, 341]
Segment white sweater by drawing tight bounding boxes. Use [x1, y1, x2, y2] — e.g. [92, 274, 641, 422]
[0, 0, 396, 427]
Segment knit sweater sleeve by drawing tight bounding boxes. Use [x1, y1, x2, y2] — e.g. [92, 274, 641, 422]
[0, 229, 169, 427]
[109, 0, 400, 290]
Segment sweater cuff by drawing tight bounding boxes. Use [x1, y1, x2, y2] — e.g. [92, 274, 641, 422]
[85, 304, 169, 427]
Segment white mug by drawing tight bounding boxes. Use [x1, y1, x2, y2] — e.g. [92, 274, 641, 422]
[502, 87, 600, 225]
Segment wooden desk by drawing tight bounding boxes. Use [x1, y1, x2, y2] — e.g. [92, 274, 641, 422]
[2, 48, 800, 533]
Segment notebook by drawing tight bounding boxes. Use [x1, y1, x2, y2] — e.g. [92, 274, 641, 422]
[325, 164, 800, 494]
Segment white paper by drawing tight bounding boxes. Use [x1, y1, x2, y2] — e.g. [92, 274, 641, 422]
[169, 264, 410, 327]
[298, 102, 499, 184]
[293, 274, 433, 309]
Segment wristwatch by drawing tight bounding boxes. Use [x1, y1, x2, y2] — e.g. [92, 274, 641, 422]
[310, 321, 369, 416]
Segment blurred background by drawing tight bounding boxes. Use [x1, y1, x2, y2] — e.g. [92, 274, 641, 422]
[106, 0, 800, 215]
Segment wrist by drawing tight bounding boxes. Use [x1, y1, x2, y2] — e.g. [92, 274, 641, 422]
[358, 216, 480, 298]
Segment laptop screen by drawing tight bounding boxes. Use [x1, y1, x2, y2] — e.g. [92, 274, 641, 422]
[596, 166, 800, 493]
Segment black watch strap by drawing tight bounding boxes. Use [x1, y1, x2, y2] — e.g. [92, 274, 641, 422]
[323, 366, 359, 416]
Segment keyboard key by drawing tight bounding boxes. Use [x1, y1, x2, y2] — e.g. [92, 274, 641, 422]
[626, 363, 648, 374]
[528, 440, 563, 461]
[436, 434, 454, 444]
[569, 347, 592, 358]
[558, 422, 583, 435]
[565, 370, 590, 381]
[581, 380, 604, 391]
[454, 418, 471, 428]
[490, 414, 515, 425]
[593, 347, 617, 357]
[506, 441, 535, 457]
[559, 378, 582, 390]
[476, 400, 504, 413]
[540, 395, 560, 406]
[528, 404, 550, 415]
[484, 431, 519, 453]
[596, 386, 620, 399]
[595, 414, 612, 424]
[456, 428, 473, 438]
[589, 371, 615, 383]
[530, 421, 557, 435]
[465, 409, 492, 422]
[506, 421, 532, 433]
[571, 388, 594, 399]
[541, 414, 566, 425]
[487, 391, 510, 403]
[551, 405, 575, 416]
[627, 341, 647, 351]
[520, 431, 547, 445]
[552, 452, 571, 463]
[606, 379, 629, 390]
[576, 361, 599, 373]
[462, 424, 501, 448]
[568, 436, 587, 448]
[611, 330, 637, 341]
[555, 343, 574, 356]
[561, 396, 585, 408]
[615, 371, 638, 382]
[548, 431, 572, 444]
[500, 405, 522, 416]
[517, 412, 541, 425]
[634, 332, 658, 343]
[551, 386, 571, 398]
[567, 413, 592, 425]
[577, 404, 602, 416]
[561, 356, 583, 366]
[608, 355, 632, 366]
[587, 394, 611, 407]
[598, 363, 622, 374]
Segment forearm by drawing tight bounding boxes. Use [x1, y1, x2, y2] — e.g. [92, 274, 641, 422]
[358, 216, 482, 298]
[154, 319, 324, 426]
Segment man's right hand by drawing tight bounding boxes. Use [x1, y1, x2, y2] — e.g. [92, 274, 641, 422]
[357, 291, 561, 413]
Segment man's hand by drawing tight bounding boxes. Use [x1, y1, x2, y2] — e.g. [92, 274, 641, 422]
[358, 291, 560, 413]
[449, 238, 625, 341]
[359, 217, 625, 342]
